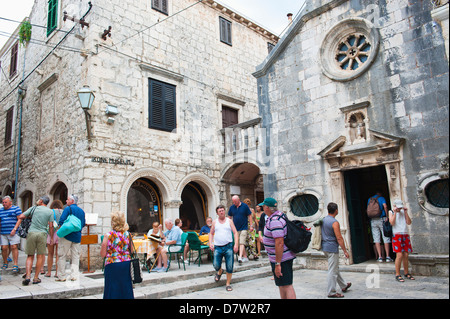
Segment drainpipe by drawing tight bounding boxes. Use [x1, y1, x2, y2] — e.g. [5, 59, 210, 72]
[13, 74, 26, 205]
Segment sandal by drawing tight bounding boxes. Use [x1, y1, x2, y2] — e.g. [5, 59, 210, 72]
[226, 285, 233, 292]
[32, 278, 41, 284]
[2, 263, 8, 270]
[12, 265, 19, 273]
[395, 275, 405, 282]
[328, 293, 344, 298]
[405, 273, 415, 280]
[215, 271, 223, 282]
[22, 278, 30, 286]
[342, 282, 352, 292]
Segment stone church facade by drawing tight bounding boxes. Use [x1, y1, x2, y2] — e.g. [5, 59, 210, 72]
[0, 0, 278, 267]
[254, 0, 449, 275]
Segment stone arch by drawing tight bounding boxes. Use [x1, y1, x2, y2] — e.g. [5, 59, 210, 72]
[176, 172, 220, 219]
[120, 168, 175, 215]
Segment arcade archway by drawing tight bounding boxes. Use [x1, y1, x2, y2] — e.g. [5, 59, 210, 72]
[127, 178, 162, 234]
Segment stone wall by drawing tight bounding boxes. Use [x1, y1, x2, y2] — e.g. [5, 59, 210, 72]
[254, 0, 449, 263]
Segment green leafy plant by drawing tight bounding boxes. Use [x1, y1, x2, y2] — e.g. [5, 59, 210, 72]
[19, 20, 32, 46]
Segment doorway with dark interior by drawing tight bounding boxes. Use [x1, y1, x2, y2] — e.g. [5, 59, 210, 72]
[344, 165, 392, 264]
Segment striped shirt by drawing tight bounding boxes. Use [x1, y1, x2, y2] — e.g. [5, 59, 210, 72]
[263, 211, 296, 263]
[0, 205, 22, 235]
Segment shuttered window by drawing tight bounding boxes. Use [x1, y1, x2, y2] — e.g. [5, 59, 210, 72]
[220, 17, 232, 46]
[4, 107, 14, 146]
[9, 42, 18, 78]
[149, 79, 176, 132]
[47, 0, 58, 36]
[152, 0, 169, 15]
[222, 106, 238, 128]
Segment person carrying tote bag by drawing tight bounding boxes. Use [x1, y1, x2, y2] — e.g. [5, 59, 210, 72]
[56, 206, 81, 238]
[101, 211, 134, 299]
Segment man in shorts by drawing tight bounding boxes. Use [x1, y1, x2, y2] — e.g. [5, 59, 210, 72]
[153, 218, 183, 272]
[0, 196, 23, 273]
[227, 195, 253, 263]
[367, 191, 393, 262]
[18, 195, 54, 285]
[261, 197, 297, 299]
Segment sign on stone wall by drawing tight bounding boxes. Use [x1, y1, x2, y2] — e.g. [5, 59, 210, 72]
[91, 157, 135, 166]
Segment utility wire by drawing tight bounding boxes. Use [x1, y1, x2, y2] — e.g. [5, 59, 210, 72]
[0, 3, 93, 104]
[0, 16, 71, 34]
[96, 0, 204, 56]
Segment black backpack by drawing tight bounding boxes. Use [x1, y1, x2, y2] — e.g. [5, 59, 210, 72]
[280, 214, 312, 253]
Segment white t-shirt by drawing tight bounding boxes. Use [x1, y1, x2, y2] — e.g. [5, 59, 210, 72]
[390, 209, 408, 234]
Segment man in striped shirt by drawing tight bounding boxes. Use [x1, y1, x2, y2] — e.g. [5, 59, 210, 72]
[261, 197, 296, 299]
[0, 196, 23, 271]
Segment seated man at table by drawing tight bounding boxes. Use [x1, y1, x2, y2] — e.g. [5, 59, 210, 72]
[200, 217, 213, 235]
[153, 218, 183, 272]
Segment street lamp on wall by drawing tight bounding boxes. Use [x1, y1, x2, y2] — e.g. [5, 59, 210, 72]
[77, 86, 95, 140]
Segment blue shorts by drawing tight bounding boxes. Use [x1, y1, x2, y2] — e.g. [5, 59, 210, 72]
[213, 242, 234, 274]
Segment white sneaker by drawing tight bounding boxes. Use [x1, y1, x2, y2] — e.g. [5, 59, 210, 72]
[242, 257, 249, 262]
[377, 257, 383, 262]
[238, 257, 243, 264]
[386, 257, 393, 262]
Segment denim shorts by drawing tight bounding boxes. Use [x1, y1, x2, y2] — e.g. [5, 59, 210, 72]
[213, 242, 234, 274]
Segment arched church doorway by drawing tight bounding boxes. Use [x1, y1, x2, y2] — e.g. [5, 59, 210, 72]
[179, 182, 207, 231]
[127, 178, 162, 234]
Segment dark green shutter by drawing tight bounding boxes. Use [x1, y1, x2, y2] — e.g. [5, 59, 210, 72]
[47, 0, 58, 36]
[149, 79, 176, 132]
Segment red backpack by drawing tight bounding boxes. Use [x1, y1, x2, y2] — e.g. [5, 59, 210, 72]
[367, 195, 382, 218]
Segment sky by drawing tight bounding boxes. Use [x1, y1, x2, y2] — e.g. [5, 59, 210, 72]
[0, 0, 306, 49]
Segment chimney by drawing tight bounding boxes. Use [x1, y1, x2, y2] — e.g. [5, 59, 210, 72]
[287, 13, 293, 23]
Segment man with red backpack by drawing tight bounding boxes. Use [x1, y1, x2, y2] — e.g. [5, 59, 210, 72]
[367, 191, 393, 262]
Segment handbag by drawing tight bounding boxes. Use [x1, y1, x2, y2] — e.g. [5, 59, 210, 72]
[383, 218, 392, 238]
[128, 233, 143, 284]
[57, 207, 82, 238]
[17, 206, 37, 238]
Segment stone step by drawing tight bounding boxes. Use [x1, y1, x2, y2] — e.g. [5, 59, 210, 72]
[73, 257, 280, 299]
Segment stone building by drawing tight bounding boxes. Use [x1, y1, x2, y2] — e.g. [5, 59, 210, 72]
[253, 0, 449, 275]
[0, 0, 278, 267]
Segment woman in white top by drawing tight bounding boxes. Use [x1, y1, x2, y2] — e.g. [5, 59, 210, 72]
[389, 199, 414, 282]
[209, 205, 238, 292]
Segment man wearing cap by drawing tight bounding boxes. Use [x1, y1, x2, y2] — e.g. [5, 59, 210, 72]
[261, 197, 297, 299]
[18, 195, 54, 285]
[389, 199, 414, 282]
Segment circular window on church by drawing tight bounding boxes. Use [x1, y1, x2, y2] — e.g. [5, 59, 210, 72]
[290, 194, 319, 217]
[320, 18, 380, 82]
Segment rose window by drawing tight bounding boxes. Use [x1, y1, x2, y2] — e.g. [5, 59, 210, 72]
[335, 34, 371, 71]
[320, 18, 380, 81]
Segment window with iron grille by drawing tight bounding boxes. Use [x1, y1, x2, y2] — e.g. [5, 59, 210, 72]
[220, 17, 232, 46]
[152, 0, 169, 15]
[148, 78, 176, 132]
[425, 179, 449, 208]
[290, 194, 319, 218]
[47, 0, 58, 36]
